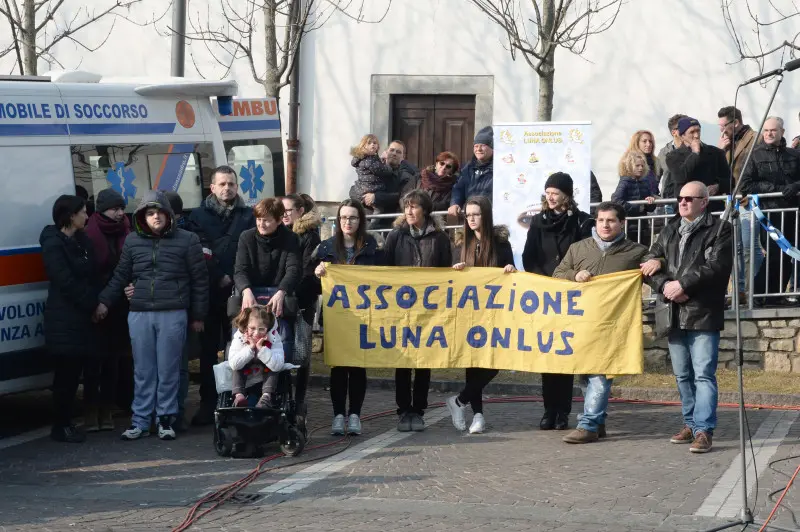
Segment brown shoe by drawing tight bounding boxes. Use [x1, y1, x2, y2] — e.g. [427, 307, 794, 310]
[690, 432, 712, 453]
[598, 424, 607, 438]
[562, 428, 599, 444]
[670, 425, 694, 444]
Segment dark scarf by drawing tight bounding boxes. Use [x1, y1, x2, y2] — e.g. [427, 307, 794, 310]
[85, 213, 131, 272]
[537, 209, 571, 233]
[420, 166, 457, 194]
[205, 193, 245, 221]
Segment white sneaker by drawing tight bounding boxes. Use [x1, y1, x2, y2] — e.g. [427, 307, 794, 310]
[469, 413, 486, 434]
[347, 414, 362, 435]
[331, 414, 345, 435]
[157, 417, 176, 441]
[120, 426, 149, 441]
[446, 396, 467, 431]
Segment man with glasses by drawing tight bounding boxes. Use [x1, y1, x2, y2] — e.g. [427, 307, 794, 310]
[666, 117, 731, 212]
[739, 116, 800, 305]
[640, 182, 733, 453]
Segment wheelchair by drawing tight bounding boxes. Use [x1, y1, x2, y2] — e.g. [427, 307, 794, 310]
[212, 295, 306, 459]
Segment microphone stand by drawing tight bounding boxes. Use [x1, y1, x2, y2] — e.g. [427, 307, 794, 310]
[705, 73, 795, 532]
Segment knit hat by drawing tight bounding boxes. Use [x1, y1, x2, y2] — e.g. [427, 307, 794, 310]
[544, 172, 574, 197]
[677, 117, 700, 136]
[473, 126, 493, 148]
[95, 188, 126, 212]
[163, 191, 184, 216]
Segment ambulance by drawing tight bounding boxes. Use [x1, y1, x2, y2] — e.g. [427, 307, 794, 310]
[0, 70, 284, 395]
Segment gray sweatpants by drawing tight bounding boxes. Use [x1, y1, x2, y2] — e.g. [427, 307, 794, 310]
[128, 310, 188, 430]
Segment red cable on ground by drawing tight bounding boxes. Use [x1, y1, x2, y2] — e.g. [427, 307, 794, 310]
[757, 462, 800, 532]
[172, 396, 800, 531]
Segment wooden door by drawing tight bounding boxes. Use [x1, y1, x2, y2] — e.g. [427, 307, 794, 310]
[391, 95, 476, 170]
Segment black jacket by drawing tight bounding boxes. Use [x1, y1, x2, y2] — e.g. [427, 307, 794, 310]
[383, 216, 453, 268]
[186, 195, 255, 289]
[450, 157, 493, 207]
[611, 176, 656, 216]
[349, 160, 420, 215]
[40, 226, 99, 356]
[291, 211, 323, 308]
[453, 225, 515, 267]
[522, 209, 593, 276]
[313, 234, 382, 266]
[645, 213, 733, 331]
[234, 224, 301, 296]
[99, 191, 209, 321]
[739, 138, 800, 210]
[665, 144, 731, 197]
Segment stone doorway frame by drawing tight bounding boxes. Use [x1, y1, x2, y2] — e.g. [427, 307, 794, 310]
[370, 75, 494, 149]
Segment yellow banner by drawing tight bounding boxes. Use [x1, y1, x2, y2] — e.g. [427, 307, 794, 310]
[321, 265, 643, 374]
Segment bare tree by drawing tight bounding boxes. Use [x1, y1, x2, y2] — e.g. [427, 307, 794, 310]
[179, 0, 392, 97]
[469, 0, 623, 121]
[721, 0, 800, 75]
[0, 0, 150, 75]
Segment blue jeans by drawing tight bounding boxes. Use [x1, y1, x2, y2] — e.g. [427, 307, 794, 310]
[128, 310, 188, 430]
[738, 210, 764, 293]
[668, 330, 719, 436]
[577, 375, 613, 432]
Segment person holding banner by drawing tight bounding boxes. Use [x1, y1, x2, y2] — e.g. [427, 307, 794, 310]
[313, 199, 382, 436]
[522, 172, 593, 431]
[384, 190, 453, 432]
[446, 196, 515, 434]
[553, 201, 648, 443]
[640, 181, 733, 454]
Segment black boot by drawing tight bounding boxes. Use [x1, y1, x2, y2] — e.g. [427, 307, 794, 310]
[555, 412, 569, 430]
[51, 424, 86, 443]
[191, 403, 216, 426]
[539, 411, 556, 430]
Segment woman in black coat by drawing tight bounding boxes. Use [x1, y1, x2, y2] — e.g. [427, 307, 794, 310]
[313, 199, 381, 437]
[445, 195, 515, 434]
[281, 193, 322, 429]
[384, 190, 452, 432]
[40, 195, 99, 443]
[234, 197, 301, 318]
[521, 172, 592, 431]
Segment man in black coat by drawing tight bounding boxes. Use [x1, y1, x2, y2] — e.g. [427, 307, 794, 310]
[739, 116, 800, 304]
[641, 181, 733, 454]
[666, 117, 731, 211]
[186, 165, 255, 425]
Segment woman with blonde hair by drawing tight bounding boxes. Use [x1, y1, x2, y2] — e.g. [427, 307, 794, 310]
[620, 130, 661, 196]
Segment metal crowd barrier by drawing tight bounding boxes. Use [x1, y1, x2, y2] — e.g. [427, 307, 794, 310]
[331, 192, 797, 310]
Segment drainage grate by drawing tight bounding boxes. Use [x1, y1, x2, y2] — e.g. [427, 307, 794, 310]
[229, 493, 263, 504]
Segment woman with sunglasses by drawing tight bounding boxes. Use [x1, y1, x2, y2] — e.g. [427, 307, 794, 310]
[418, 151, 460, 213]
[313, 199, 382, 436]
[446, 195, 515, 434]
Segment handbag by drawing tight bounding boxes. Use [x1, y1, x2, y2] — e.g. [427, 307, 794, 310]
[653, 296, 673, 339]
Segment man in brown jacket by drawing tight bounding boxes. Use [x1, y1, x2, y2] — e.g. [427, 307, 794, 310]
[553, 201, 648, 443]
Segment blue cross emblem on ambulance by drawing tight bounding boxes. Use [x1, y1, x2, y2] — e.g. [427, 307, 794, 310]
[239, 160, 264, 200]
[105, 162, 137, 204]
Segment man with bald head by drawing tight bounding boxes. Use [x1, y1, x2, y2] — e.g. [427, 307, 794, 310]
[640, 181, 733, 454]
[740, 116, 800, 305]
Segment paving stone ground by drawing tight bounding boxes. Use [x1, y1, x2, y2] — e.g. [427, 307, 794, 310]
[1, 385, 799, 531]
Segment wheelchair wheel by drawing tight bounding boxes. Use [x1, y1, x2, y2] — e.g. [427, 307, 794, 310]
[214, 425, 233, 457]
[280, 426, 305, 457]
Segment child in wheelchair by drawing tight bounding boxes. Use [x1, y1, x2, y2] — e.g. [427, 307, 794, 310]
[229, 305, 286, 409]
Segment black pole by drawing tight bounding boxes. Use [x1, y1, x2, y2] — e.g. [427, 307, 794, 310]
[171, 0, 187, 77]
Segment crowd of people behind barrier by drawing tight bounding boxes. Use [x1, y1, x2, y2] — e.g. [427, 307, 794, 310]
[41, 107, 800, 456]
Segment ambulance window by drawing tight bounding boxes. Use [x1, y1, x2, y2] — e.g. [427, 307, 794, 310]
[223, 138, 285, 206]
[70, 143, 212, 212]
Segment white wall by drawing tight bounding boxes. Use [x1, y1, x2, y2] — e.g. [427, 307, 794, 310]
[2, 0, 799, 203]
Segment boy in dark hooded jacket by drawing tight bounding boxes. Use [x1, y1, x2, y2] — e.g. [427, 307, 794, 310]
[97, 191, 208, 441]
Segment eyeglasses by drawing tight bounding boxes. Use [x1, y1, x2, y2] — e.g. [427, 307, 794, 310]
[719, 120, 733, 131]
[247, 326, 268, 335]
[465, 213, 482, 220]
[339, 216, 360, 224]
[436, 161, 454, 170]
[677, 196, 705, 203]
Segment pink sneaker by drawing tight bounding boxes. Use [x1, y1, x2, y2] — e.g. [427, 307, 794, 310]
[233, 393, 247, 407]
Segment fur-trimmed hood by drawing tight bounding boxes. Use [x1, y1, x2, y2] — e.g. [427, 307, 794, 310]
[453, 224, 509, 247]
[292, 210, 322, 236]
